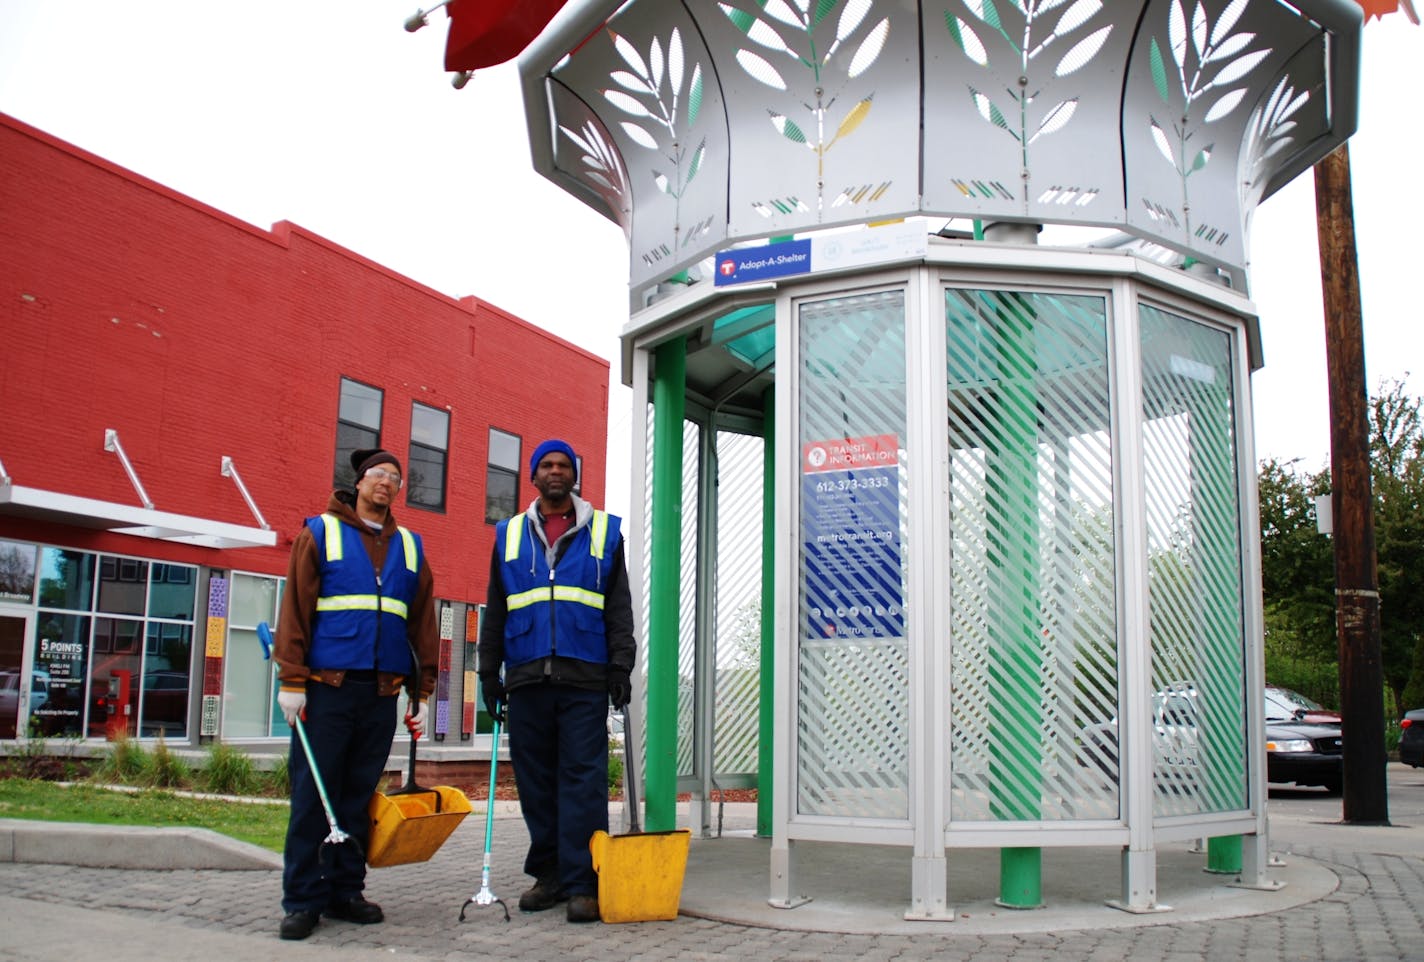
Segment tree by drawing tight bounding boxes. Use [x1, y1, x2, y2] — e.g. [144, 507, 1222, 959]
[1369, 379, 1424, 711]
[1257, 457, 1335, 669]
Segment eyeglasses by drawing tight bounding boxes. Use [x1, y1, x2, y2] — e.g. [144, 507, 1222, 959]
[364, 467, 403, 489]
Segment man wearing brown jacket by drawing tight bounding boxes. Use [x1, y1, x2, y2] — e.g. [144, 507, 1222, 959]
[273, 448, 438, 941]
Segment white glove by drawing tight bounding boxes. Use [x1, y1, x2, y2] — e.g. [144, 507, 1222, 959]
[406, 700, 429, 738]
[277, 690, 306, 727]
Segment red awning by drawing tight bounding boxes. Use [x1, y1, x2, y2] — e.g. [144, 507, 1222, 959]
[1352, 0, 1420, 22]
[443, 0, 572, 71]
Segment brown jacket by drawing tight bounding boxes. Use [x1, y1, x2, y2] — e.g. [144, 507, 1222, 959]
[275, 491, 439, 700]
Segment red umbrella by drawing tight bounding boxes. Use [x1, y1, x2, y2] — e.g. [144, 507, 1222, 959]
[1352, 0, 1419, 22]
[442, 0, 572, 71]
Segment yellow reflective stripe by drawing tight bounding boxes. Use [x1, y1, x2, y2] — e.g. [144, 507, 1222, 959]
[397, 526, 417, 572]
[506, 586, 606, 613]
[554, 585, 604, 609]
[504, 516, 524, 563]
[315, 594, 410, 619]
[321, 514, 343, 562]
[506, 587, 545, 612]
[590, 510, 607, 560]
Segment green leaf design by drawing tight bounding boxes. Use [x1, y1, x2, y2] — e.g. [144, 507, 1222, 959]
[979, 0, 1004, 32]
[1150, 38, 1170, 104]
[813, 0, 838, 27]
[687, 63, 704, 127]
[945, 11, 965, 52]
[771, 112, 808, 144]
[687, 140, 706, 184]
[1190, 144, 1213, 173]
[724, 6, 755, 34]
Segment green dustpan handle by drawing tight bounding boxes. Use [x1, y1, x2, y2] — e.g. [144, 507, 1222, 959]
[484, 715, 501, 855]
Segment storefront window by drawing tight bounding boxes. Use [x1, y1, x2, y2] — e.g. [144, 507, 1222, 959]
[38, 548, 95, 611]
[148, 563, 196, 620]
[98, 556, 148, 615]
[0, 540, 38, 603]
[31, 612, 90, 737]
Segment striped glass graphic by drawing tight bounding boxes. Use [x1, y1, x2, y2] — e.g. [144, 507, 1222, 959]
[797, 289, 909, 819]
[944, 288, 1118, 822]
[1139, 304, 1247, 817]
[712, 430, 765, 779]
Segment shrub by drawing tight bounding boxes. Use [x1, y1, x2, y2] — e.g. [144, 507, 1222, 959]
[201, 743, 261, 796]
[149, 734, 192, 789]
[267, 752, 291, 797]
[95, 733, 153, 785]
[607, 739, 624, 796]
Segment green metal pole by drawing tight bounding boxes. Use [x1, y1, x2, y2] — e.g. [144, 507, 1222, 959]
[757, 385, 775, 837]
[1188, 365, 1246, 874]
[984, 292, 1043, 907]
[646, 337, 687, 832]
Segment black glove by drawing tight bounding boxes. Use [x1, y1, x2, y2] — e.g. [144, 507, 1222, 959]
[607, 668, 632, 711]
[480, 673, 507, 723]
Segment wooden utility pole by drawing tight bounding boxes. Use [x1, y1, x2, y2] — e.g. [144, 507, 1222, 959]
[1313, 143, 1389, 824]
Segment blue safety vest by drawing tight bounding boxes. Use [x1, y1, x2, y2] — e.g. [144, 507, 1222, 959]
[305, 513, 423, 673]
[495, 510, 620, 668]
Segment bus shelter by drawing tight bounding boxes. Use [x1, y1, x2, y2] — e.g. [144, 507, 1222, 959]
[516, 0, 1363, 917]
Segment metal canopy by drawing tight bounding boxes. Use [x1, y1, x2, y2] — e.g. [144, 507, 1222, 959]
[519, 0, 1362, 297]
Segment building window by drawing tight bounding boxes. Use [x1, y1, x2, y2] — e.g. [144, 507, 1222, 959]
[224, 573, 285, 738]
[409, 403, 450, 512]
[486, 428, 521, 523]
[333, 377, 384, 490]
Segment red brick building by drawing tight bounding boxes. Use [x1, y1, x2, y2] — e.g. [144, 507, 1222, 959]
[0, 113, 610, 748]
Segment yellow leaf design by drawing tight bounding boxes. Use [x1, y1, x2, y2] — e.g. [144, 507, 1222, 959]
[834, 97, 873, 142]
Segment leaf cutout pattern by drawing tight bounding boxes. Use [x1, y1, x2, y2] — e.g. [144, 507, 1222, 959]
[621, 121, 658, 150]
[736, 48, 787, 89]
[970, 88, 1013, 135]
[1150, 119, 1175, 165]
[1150, 39, 1170, 102]
[946, 15, 989, 66]
[847, 18, 889, 78]
[1056, 25, 1111, 77]
[687, 64, 704, 126]
[1210, 48, 1269, 87]
[1056, 0, 1103, 37]
[1203, 88, 1246, 124]
[1029, 99, 1078, 143]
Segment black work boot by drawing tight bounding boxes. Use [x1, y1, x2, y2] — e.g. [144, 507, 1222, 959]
[518, 878, 568, 912]
[566, 893, 600, 923]
[279, 910, 320, 940]
[325, 895, 384, 924]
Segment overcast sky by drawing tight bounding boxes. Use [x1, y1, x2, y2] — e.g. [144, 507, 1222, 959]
[1, 1, 1418, 516]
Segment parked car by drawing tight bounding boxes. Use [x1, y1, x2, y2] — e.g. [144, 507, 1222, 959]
[1082, 682, 1344, 793]
[1400, 709, 1424, 769]
[1264, 684, 1342, 727]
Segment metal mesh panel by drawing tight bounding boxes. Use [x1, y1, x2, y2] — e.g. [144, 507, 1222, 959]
[944, 288, 1118, 823]
[797, 288, 909, 819]
[712, 430, 764, 778]
[1139, 303, 1248, 817]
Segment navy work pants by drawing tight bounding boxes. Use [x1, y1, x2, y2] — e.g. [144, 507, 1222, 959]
[507, 683, 609, 896]
[282, 677, 396, 913]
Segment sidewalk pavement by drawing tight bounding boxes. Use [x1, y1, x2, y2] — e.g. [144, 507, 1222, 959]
[1, 766, 1421, 961]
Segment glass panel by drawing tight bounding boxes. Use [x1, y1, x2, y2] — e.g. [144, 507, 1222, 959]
[485, 465, 518, 523]
[148, 563, 196, 620]
[338, 377, 383, 428]
[1139, 304, 1247, 816]
[90, 617, 141, 738]
[32, 612, 90, 737]
[38, 548, 95, 611]
[141, 622, 192, 738]
[489, 428, 521, 470]
[943, 288, 1118, 822]
[796, 288, 909, 820]
[334, 422, 380, 490]
[410, 443, 448, 511]
[98, 556, 148, 615]
[224, 574, 284, 737]
[0, 540, 38, 603]
[230, 573, 279, 627]
[412, 403, 450, 449]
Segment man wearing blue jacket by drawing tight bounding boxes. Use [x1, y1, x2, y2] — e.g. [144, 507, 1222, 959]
[274, 448, 438, 941]
[478, 438, 636, 923]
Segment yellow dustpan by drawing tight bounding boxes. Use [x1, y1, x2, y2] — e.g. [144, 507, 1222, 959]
[589, 707, 691, 923]
[366, 657, 471, 867]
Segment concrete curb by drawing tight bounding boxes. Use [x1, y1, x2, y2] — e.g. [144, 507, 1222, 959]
[0, 818, 281, 870]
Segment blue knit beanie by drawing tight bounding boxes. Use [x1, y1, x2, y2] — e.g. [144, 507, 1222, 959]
[529, 438, 578, 481]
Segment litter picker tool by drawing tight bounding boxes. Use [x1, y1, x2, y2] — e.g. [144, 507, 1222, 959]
[258, 621, 363, 862]
[459, 712, 509, 921]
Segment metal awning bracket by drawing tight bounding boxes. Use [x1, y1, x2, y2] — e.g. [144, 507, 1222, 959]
[221, 456, 271, 530]
[103, 428, 155, 509]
